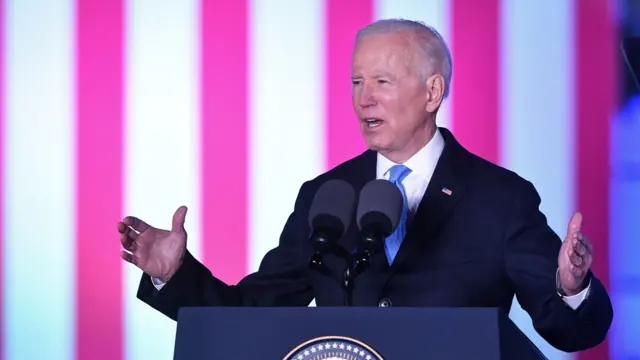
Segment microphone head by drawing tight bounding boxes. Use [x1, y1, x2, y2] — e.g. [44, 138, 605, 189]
[308, 179, 357, 240]
[356, 179, 403, 236]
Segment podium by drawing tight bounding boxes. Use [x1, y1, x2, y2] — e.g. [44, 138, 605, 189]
[173, 307, 547, 360]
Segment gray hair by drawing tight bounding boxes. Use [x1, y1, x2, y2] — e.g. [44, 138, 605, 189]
[355, 19, 453, 99]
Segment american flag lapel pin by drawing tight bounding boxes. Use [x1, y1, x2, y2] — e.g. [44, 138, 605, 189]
[441, 187, 452, 196]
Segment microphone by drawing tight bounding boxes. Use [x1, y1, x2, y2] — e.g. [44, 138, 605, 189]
[342, 179, 404, 306]
[307, 179, 356, 282]
[356, 179, 404, 255]
[308, 179, 356, 252]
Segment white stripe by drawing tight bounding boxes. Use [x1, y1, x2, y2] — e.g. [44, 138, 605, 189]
[2, 1, 75, 359]
[500, 2, 574, 360]
[373, 0, 453, 131]
[248, 0, 325, 274]
[123, 1, 200, 359]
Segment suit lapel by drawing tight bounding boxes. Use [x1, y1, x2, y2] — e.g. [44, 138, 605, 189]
[387, 127, 469, 271]
[350, 150, 377, 196]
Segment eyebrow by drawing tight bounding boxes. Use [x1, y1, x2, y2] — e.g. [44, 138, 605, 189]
[351, 72, 397, 80]
[374, 72, 396, 80]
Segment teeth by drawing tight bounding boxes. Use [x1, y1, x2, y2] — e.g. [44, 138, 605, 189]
[364, 118, 381, 128]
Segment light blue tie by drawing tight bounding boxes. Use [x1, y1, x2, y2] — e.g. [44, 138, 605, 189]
[385, 164, 412, 264]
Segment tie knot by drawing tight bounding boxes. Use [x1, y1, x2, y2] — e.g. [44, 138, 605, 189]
[388, 164, 412, 183]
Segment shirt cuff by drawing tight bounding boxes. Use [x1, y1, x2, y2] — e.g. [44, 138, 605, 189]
[151, 277, 166, 291]
[556, 268, 591, 310]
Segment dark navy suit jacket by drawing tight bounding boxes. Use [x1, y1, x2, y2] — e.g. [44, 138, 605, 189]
[137, 127, 612, 352]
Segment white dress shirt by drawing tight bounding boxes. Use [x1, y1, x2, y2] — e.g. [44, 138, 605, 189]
[153, 128, 590, 309]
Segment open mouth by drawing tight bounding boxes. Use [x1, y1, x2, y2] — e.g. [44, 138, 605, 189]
[364, 118, 383, 128]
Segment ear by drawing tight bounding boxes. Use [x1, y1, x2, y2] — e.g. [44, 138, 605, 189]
[425, 73, 445, 113]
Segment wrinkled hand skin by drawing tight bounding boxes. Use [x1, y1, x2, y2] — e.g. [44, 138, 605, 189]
[117, 206, 189, 283]
[558, 212, 593, 295]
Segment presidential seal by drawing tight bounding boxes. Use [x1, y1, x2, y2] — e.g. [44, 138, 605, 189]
[283, 336, 384, 360]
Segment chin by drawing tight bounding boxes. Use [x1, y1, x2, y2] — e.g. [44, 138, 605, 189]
[363, 135, 392, 152]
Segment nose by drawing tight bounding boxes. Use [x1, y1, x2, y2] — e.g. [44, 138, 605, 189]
[357, 81, 377, 108]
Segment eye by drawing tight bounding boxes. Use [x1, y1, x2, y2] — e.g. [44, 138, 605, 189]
[377, 79, 389, 84]
[351, 79, 362, 86]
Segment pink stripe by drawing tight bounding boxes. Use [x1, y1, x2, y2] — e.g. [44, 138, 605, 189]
[575, 1, 616, 359]
[325, 0, 372, 170]
[76, 1, 124, 359]
[450, 0, 501, 164]
[200, 0, 249, 284]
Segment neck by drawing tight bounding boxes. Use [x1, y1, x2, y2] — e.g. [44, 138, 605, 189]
[380, 124, 437, 163]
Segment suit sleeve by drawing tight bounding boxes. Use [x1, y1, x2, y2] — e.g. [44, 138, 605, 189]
[136, 182, 316, 320]
[504, 180, 613, 352]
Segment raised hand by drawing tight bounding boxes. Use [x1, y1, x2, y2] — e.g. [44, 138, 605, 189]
[118, 206, 189, 283]
[558, 212, 593, 295]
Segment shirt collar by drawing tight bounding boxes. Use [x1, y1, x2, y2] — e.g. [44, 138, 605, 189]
[376, 128, 445, 179]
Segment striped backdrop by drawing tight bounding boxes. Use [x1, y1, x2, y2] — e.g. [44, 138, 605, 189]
[0, 1, 620, 360]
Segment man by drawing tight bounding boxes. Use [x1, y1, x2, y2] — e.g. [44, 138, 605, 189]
[118, 19, 612, 352]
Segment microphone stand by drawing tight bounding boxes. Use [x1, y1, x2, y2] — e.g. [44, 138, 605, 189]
[342, 249, 374, 306]
[342, 267, 353, 306]
[308, 251, 340, 283]
[308, 228, 351, 288]
[341, 226, 387, 306]
[308, 244, 360, 306]
[308, 226, 384, 307]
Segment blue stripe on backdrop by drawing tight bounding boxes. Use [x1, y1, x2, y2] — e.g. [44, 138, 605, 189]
[610, 95, 640, 359]
[500, 1, 574, 359]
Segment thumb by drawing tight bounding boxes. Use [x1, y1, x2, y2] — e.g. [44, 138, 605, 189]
[171, 205, 188, 233]
[567, 212, 583, 234]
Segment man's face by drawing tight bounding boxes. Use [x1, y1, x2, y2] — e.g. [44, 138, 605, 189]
[351, 32, 430, 157]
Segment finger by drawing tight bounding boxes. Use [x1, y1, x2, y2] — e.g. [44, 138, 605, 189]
[570, 264, 585, 278]
[581, 254, 593, 269]
[117, 221, 128, 234]
[120, 250, 135, 265]
[573, 235, 592, 256]
[580, 234, 593, 254]
[171, 206, 188, 233]
[118, 222, 139, 249]
[569, 252, 583, 266]
[567, 212, 583, 236]
[120, 233, 136, 251]
[573, 237, 587, 255]
[124, 225, 139, 240]
[123, 216, 149, 233]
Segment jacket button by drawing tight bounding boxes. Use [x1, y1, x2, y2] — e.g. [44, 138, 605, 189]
[378, 298, 392, 307]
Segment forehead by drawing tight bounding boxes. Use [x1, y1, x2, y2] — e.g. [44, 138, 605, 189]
[352, 32, 416, 74]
